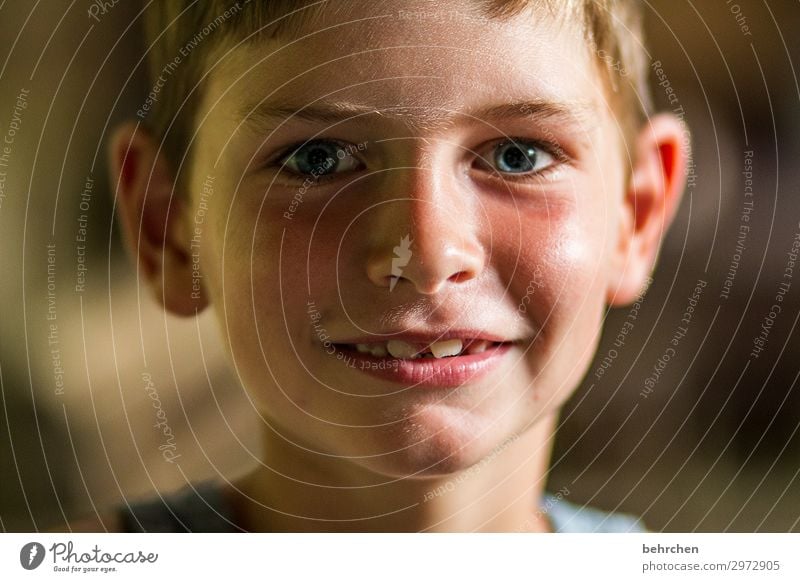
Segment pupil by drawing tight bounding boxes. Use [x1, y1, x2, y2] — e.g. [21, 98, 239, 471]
[307, 147, 330, 168]
[301, 144, 337, 174]
[498, 143, 536, 173]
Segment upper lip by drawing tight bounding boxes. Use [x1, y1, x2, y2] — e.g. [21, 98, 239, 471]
[331, 330, 513, 345]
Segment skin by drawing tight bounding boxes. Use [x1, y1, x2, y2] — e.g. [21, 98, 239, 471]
[102, 0, 686, 532]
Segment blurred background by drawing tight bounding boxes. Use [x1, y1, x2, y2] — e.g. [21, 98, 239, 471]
[0, 0, 797, 532]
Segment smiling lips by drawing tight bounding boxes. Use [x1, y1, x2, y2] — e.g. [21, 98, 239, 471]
[332, 338, 514, 387]
[346, 338, 496, 359]
[326, 331, 517, 387]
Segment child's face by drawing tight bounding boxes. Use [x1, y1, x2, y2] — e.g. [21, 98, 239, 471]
[185, 1, 631, 477]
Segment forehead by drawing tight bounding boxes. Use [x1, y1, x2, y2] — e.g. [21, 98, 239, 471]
[202, 1, 600, 133]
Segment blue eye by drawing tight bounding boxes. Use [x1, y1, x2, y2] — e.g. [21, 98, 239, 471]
[489, 140, 556, 175]
[280, 140, 361, 177]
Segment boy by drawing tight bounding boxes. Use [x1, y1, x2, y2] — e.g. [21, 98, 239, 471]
[79, 0, 686, 532]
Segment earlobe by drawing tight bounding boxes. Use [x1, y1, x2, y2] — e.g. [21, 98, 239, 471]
[607, 113, 688, 305]
[108, 121, 209, 316]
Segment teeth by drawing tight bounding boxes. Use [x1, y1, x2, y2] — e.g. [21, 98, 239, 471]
[355, 343, 388, 357]
[386, 340, 420, 359]
[386, 339, 464, 359]
[353, 338, 486, 359]
[370, 344, 388, 357]
[466, 340, 490, 354]
[430, 339, 463, 358]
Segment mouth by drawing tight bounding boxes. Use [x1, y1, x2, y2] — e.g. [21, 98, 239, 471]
[341, 338, 504, 359]
[327, 335, 517, 388]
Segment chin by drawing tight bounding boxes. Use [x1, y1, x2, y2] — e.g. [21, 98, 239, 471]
[350, 413, 514, 480]
[358, 450, 490, 481]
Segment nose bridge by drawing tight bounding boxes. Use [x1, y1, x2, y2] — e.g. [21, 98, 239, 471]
[364, 163, 485, 294]
[405, 165, 472, 256]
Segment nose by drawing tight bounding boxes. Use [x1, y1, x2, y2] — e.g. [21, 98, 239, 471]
[365, 168, 485, 294]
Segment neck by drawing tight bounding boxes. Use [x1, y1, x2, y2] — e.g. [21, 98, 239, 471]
[228, 414, 557, 532]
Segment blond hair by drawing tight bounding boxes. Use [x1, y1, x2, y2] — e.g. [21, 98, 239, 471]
[142, 0, 652, 173]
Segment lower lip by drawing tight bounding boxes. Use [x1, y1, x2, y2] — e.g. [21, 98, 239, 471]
[329, 343, 514, 388]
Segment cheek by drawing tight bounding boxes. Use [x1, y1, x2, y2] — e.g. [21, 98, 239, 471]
[198, 197, 307, 388]
[513, 202, 608, 307]
[510, 201, 610, 374]
[208, 191, 336, 305]
[205, 195, 354, 391]
[547, 221, 606, 297]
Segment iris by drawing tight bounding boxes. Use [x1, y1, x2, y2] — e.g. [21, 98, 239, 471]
[494, 141, 539, 173]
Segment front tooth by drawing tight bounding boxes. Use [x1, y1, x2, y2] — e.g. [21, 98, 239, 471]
[370, 344, 388, 357]
[387, 340, 419, 359]
[467, 340, 489, 354]
[430, 339, 463, 358]
[356, 343, 371, 354]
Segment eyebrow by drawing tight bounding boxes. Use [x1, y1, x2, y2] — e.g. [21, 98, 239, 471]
[238, 98, 596, 134]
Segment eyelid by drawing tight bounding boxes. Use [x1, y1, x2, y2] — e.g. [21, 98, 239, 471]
[272, 138, 357, 165]
[258, 137, 367, 184]
[472, 137, 567, 180]
[260, 136, 570, 185]
[482, 137, 567, 162]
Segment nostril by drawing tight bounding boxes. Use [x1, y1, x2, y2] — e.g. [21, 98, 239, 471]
[365, 233, 483, 292]
[448, 270, 474, 284]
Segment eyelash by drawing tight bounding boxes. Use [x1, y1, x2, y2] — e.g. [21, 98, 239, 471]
[265, 137, 567, 184]
[474, 138, 567, 183]
[269, 138, 358, 184]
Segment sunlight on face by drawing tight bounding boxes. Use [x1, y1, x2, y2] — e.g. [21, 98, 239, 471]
[185, 0, 627, 478]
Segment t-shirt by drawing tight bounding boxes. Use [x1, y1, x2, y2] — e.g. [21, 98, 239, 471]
[117, 480, 646, 533]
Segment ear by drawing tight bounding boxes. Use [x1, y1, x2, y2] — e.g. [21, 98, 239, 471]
[606, 113, 688, 305]
[108, 121, 208, 316]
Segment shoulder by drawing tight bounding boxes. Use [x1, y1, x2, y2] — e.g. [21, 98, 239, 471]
[542, 493, 647, 533]
[116, 480, 241, 532]
[47, 480, 237, 533]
